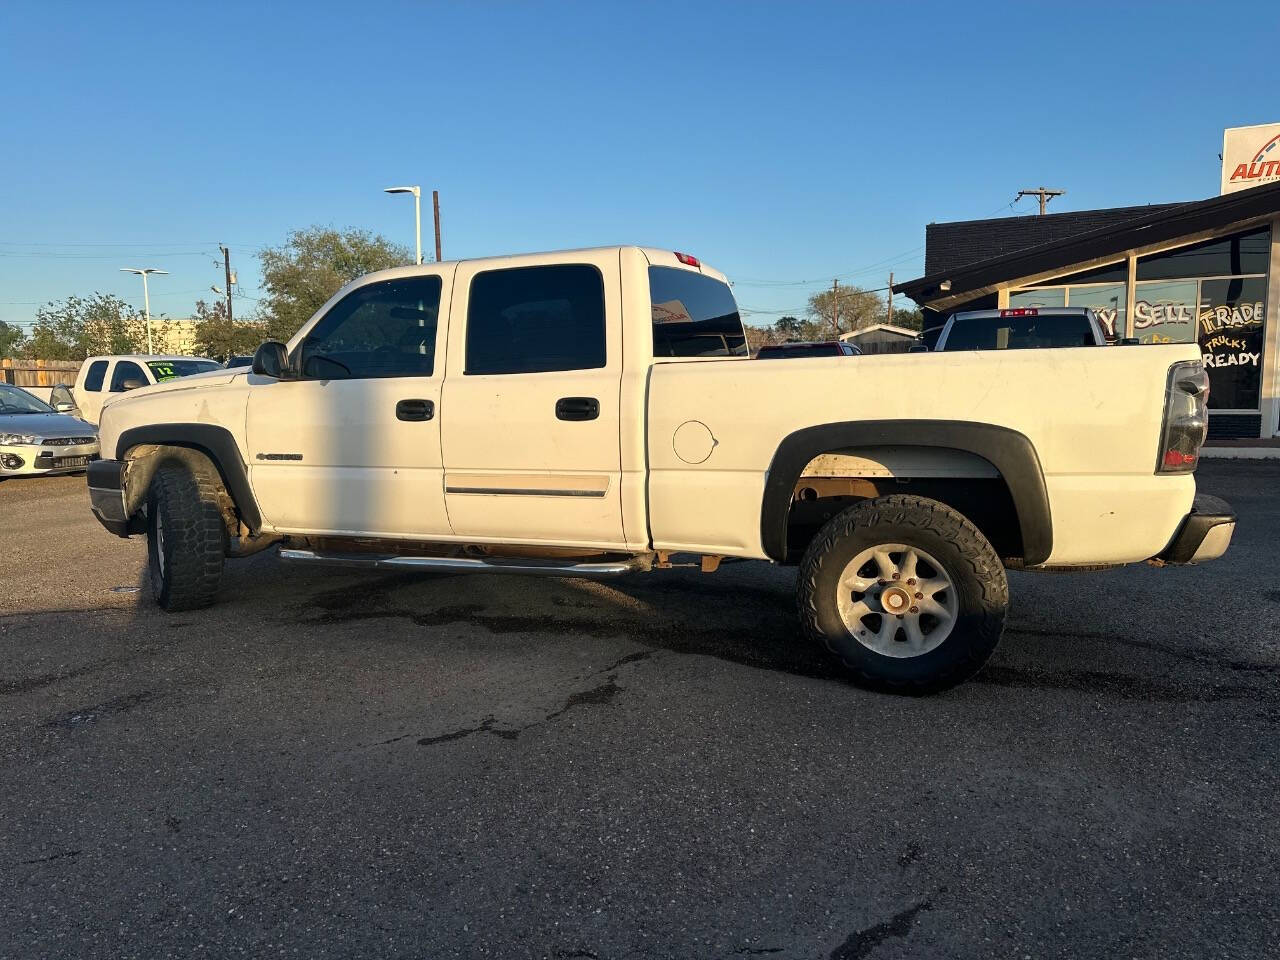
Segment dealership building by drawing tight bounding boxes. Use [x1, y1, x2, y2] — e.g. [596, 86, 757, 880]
[897, 125, 1280, 442]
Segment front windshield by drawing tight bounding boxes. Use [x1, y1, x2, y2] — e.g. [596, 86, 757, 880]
[146, 359, 221, 382]
[0, 384, 55, 415]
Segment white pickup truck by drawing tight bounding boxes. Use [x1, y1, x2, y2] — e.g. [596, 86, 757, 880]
[86, 246, 1234, 693]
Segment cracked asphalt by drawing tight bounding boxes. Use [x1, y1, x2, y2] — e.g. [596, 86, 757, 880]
[1, 461, 1277, 959]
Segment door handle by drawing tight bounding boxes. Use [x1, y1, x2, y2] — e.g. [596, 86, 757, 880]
[396, 398, 434, 421]
[555, 397, 600, 421]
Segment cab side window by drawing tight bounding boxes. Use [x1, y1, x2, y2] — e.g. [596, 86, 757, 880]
[83, 360, 108, 392]
[465, 264, 606, 375]
[298, 276, 443, 380]
[110, 360, 145, 392]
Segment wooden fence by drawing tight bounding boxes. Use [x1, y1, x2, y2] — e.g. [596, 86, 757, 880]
[0, 358, 81, 388]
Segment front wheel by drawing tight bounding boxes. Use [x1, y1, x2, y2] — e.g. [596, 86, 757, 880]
[797, 495, 1008, 694]
[147, 463, 227, 611]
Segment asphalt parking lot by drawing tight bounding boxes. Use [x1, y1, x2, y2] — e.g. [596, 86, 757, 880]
[1, 462, 1277, 960]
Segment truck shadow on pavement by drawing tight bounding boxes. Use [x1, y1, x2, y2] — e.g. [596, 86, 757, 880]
[230, 556, 1280, 708]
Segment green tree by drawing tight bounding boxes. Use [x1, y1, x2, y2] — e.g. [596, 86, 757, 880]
[806, 286, 883, 338]
[891, 305, 924, 332]
[774, 315, 804, 338]
[257, 226, 411, 342]
[0, 320, 25, 357]
[191, 299, 269, 361]
[23, 294, 148, 359]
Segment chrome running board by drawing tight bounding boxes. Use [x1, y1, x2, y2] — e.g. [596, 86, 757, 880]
[278, 548, 650, 578]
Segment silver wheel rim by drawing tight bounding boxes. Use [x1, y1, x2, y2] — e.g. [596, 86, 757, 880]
[835, 543, 958, 658]
[155, 511, 166, 578]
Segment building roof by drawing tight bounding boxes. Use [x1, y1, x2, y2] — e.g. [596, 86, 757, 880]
[923, 204, 1183, 277]
[840, 323, 919, 340]
[899, 180, 1280, 308]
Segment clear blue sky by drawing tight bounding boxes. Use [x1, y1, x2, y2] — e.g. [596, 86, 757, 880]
[2, 0, 1277, 332]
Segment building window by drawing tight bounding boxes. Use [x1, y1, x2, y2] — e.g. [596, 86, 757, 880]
[1008, 288, 1065, 309]
[1199, 275, 1266, 411]
[1007, 283, 1126, 339]
[1133, 280, 1198, 344]
[1133, 226, 1271, 411]
[1136, 227, 1270, 280]
[1067, 284, 1126, 339]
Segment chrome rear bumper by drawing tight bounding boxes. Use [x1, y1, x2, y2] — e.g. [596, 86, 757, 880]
[1157, 493, 1235, 564]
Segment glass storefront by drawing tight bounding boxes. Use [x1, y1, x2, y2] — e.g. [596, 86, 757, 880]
[1198, 275, 1266, 410]
[1008, 283, 1126, 337]
[1133, 280, 1198, 344]
[1009, 226, 1271, 412]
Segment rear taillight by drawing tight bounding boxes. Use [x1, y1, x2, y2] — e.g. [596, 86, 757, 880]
[1156, 360, 1209, 474]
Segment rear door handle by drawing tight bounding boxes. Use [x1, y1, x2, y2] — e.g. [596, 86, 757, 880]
[396, 398, 434, 421]
[555, 397, 600, 421]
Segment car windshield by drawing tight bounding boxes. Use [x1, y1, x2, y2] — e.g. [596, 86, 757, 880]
[0, 384, 55, 415]
[945, 314, 1095, 350]
[146, 359, 221, 382]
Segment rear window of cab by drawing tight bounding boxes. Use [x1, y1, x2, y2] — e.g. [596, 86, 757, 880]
[649, 266, 747, 358]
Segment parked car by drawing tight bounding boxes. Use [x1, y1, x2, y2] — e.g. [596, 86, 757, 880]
[933, 307, 1108, 351]
[0, 383, 99, 478]
[224, 355, 254, 369]
[757, 341, 861, 358]
[72, 354, 221, 423]
[87, 246, 1231, 694]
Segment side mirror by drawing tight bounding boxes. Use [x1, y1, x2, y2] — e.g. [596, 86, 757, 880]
[252, 341, 294, 379]
[120, 378, 145, 391]
[908, 344, 929, 353]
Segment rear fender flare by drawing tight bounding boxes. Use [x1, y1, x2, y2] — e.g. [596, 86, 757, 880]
[760, 420, 1052, 565]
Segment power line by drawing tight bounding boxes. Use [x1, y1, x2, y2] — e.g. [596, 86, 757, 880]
[0, 251, 216, 260]
[0, 239, 269, 247]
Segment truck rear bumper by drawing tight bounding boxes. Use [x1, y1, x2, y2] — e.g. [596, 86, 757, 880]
[1157, 493, 1235, 564]
[87, 459, 131, 537]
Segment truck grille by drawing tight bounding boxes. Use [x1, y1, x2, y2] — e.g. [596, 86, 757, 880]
[43, 436, 96, 446]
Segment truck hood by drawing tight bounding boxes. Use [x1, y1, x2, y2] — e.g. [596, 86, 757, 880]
[101, 368, 243, 411]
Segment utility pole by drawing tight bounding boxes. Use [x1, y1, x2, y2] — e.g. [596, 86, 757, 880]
[831, 279, 840, 336]
[220, 245, 234, 323]
[432, 189, 442, 262]
[887, 271, 894, 325]
[1017, 186, 1066, 215]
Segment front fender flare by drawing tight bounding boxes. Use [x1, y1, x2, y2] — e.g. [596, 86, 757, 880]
[760, 420, 1052, 565]
[116, 423, 262, 534]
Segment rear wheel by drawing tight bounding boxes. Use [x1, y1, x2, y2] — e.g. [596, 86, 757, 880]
[147, 462, 227, 611]
[797, 494, 1008, 694]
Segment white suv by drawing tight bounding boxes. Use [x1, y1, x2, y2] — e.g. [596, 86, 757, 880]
[72, 355, 221, 423]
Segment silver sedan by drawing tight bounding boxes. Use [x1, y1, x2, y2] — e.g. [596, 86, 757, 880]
[0, 383, 100, 478]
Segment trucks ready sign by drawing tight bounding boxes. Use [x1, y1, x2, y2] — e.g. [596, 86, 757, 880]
[1221, 123, 1280, 194]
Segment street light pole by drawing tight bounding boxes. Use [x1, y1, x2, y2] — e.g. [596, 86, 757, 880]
[384, 185, 422, 265]
[120, 267, 169, 354]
